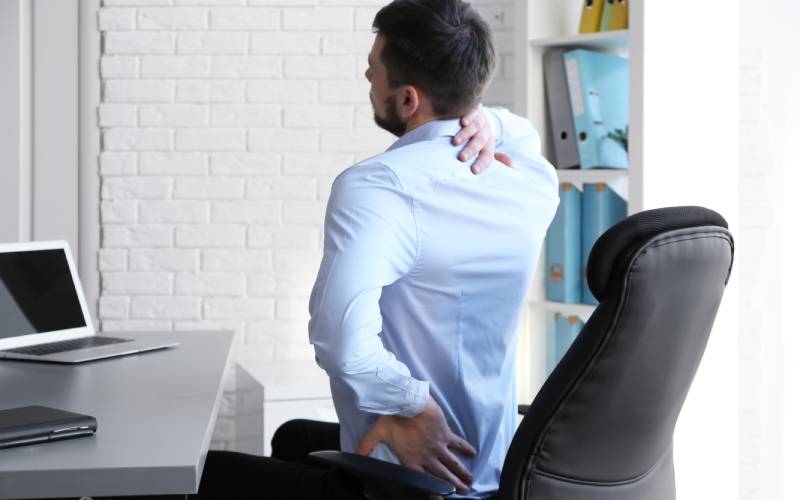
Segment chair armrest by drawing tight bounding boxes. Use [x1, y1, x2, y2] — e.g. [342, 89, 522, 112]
[518, 404, 529, 415]
[308, 450, 456, 497]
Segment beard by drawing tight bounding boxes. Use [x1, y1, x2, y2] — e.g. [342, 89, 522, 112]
[372, 94, 407, 137]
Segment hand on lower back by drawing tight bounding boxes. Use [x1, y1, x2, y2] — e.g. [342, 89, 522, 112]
[356, 396, 477, 495]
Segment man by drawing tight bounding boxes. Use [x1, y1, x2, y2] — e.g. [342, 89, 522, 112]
[188, 1, 558, 499]
[303, 0, 560, 497]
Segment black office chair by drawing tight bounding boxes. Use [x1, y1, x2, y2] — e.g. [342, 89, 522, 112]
[310, 206, 735, 500]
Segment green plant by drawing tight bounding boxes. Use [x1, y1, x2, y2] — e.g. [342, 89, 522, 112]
[607, 126, 629, 152]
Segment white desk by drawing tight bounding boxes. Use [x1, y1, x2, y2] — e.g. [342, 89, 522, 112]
[0, 330, 233, 499]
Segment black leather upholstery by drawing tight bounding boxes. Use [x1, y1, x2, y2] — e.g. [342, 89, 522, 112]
[498, 206, 734, 499]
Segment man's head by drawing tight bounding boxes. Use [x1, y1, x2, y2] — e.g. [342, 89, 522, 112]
[366, 0, 496, 136]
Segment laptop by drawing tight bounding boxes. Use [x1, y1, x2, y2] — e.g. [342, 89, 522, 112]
[0, 241, 178, 363]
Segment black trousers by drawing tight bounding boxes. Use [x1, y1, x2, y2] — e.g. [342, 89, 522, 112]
[91, 419, 363, 500]
[195, 419, 361, 500]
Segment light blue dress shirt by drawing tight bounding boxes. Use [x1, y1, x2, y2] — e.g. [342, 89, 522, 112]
[308, 107, 559, 495]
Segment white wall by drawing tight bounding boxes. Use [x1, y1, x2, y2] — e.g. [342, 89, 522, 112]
[739, 1, 800, 499]
[779, 52, 800, 500]
[635, 2, 739, 498]
[95, 0, 515, 449]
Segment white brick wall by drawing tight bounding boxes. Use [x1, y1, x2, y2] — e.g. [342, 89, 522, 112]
[97, 0, 514, 451]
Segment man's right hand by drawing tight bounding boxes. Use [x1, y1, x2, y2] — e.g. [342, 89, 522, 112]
[356, 396, 477, 495]
[454, 106, 515, 174]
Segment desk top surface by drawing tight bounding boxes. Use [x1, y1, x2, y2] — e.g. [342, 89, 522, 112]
[0, 330, 234, 499]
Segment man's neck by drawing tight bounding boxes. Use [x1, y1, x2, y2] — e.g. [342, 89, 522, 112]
[404, 114, 443, 135]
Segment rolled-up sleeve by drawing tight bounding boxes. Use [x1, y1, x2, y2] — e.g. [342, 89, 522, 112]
[308, 162, 429, 418]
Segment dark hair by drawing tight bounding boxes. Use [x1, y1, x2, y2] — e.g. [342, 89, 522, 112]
[373, 0, 496, 117]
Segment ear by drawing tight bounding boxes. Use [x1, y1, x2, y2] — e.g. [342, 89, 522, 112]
[397, 85, 421, 120]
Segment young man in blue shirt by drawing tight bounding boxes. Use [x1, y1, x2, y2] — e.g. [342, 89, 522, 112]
[194, 1, 558, 498]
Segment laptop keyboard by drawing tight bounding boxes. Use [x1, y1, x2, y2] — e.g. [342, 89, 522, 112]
[3, 336, 132, 356]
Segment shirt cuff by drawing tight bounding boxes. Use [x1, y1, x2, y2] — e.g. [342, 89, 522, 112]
[397, 379, 430, 418]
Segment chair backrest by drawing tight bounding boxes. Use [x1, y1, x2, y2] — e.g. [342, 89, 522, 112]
[498, 206, 734, 500]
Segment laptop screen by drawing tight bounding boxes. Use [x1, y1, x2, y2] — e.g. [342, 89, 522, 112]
[0, 249, 86, 339]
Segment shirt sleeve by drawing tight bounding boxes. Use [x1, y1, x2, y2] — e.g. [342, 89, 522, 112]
[485, 106, 559, 192]
[308, 162, 429, 418]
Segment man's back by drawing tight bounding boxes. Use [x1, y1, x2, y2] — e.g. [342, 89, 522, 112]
[309, 109, 559, 494]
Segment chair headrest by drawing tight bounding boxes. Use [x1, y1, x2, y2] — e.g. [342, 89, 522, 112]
[586, 206, 729, 302]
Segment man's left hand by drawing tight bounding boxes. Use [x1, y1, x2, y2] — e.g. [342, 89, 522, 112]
[453, 106, 513, 174]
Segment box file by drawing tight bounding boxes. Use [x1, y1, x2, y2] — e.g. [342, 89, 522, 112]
[581, 182, 627, 304]
[579, 0, 605, 34]
[547, 313, 585, 373]
[544, 49, 580, 169]
[609, 0, 629, 30]
[599, 0, 616, 31]
[563, 49, 629, 169]
[545, 182, 582, 303]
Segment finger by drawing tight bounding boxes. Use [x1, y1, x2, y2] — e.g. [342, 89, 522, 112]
[460, 107, 480, 127]
[428, 496, 443, 500]
[470, 148, 494, 175]
[459, 128, 489, 162]
[448, 435, 478, 457]
[355, 423, 383, 456]
[425, 459, 470, 495]
[452, 122, 479, 146]
[494, 151, 514, 169]
[438, 448, 474, 486]
[392, 449, 426, 472]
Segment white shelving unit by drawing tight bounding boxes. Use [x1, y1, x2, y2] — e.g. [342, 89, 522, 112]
[530, 29, 630, 49]
[513, 0, 644, 400]
[535, 300, 598, 317]
[556, 167, 628, 185]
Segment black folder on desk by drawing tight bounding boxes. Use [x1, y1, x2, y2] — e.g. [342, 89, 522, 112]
[0, 405, 97, 449]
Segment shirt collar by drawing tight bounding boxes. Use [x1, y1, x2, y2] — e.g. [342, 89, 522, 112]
[386, 118, 462, 152]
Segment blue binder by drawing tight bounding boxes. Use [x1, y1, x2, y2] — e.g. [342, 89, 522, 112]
[581, 182, 627, 304]
[545, 183, 582, 303]
[547, 313, 585, 373]
[563, 49, 629, 169]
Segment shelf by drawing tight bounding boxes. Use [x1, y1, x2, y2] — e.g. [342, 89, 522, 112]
[534, 301, 598, 317]
[556, 168, 628, 184]
[530, 30, 629, 50]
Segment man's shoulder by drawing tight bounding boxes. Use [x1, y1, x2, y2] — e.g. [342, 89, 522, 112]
[333, 160, 404, 193]
[326, 162, 415, 226]
[349, 141, 467, 191]
[328, 161, 415, 215]
[334, 144, 439, 193]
